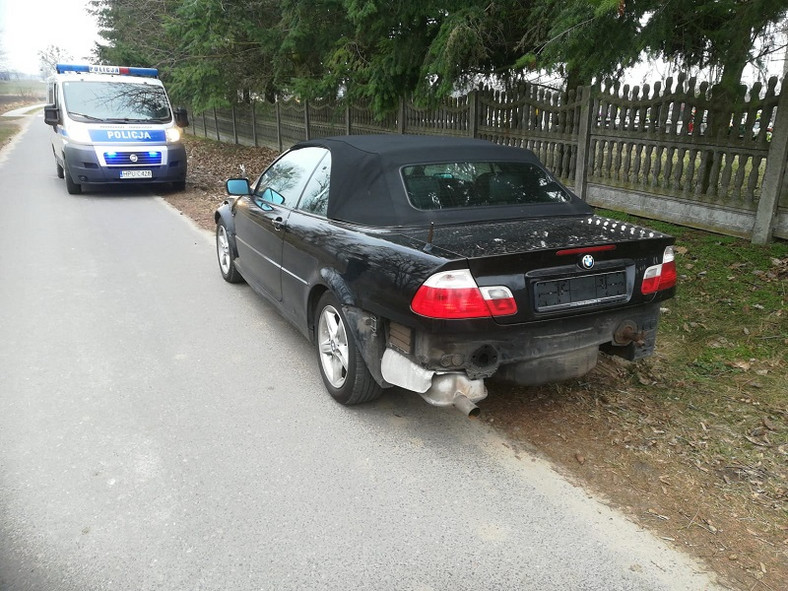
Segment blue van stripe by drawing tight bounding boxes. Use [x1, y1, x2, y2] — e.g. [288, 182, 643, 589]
[89, 129, 166, 143]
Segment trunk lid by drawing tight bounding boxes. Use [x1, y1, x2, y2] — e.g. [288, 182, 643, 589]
[389, 215, 674, 324]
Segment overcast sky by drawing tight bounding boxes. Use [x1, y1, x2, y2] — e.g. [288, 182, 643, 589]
[0, 0, 100, 74]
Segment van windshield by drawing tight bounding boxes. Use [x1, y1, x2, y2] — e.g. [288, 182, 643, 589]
[62, 81, 171, 123]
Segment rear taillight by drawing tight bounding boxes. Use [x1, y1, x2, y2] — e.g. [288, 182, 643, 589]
[411, 269, 517, 319]
[641, 246, 677, 295]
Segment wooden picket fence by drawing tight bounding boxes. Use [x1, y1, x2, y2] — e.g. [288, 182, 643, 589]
[188, 75, 788, 243]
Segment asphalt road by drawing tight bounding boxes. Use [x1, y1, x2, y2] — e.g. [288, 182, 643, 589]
[0, 116, 723, 591]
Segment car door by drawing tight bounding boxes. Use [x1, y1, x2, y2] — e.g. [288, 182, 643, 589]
[233, 147, 327, 301]
[280, 150, 332, 323]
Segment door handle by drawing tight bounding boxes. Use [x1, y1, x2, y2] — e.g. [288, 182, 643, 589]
[272, 217, 285, 231]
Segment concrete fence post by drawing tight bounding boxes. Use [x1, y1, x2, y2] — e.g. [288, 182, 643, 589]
[574, 85, 594, 199]
[251, 103, 258, 147]
[469, 90, 479, 139]
[231, 106, 238, 145]
[752, 81, 788, 244]
[275, 100, 282, 153]
[304, 99, 310, 141]
[213, 108, 220, 141]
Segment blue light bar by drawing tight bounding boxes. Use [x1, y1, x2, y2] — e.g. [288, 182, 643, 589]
[55, 64, 159, 78]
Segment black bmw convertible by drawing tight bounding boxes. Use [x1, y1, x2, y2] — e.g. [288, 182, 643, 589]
[215, 135, 676, 416]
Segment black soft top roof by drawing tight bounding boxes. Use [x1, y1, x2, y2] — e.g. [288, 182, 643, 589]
[298, 134, 592, 227]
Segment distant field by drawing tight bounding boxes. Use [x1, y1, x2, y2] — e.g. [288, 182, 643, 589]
[0, 79, 45, 146]
[0, 79, 46, 102]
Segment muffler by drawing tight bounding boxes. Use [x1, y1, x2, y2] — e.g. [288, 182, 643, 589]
[418, 373, 487, 418]
[380, 348, 487, 418]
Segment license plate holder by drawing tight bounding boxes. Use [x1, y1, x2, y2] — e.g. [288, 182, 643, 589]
[535, 270, 628, 311]
[120, 169, 153, 179]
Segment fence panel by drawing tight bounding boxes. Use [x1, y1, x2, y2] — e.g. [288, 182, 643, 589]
[588, 75, 777, 213]
[348, 103, 397, 135]
[186, 73, 786, 241]
[476, 84, 579, 182]
[252, 102, 279, 150]
[308, 101, 347, 139]
[403, 95, 470, 137]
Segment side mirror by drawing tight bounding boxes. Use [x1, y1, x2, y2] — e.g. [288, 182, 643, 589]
[174, 107, 189, 128]
[226, 178, 251, 195]
[43, 104, 60, 126]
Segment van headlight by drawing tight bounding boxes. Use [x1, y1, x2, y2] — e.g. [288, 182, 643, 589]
[65, 126, 92, 143]
[166, 127, 182, 143]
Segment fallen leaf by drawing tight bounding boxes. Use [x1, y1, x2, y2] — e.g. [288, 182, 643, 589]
[745, 435, 771, 447]
[762, 417, 777, 431]
[727, 360, 751, 371]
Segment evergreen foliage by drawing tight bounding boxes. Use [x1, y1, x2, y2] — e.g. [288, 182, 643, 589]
[88, 0, 788, 115]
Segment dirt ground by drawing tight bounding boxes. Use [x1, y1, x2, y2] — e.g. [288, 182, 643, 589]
[23, 126, 781, 590]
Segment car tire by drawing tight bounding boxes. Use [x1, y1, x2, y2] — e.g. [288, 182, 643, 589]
[216, 221, 243, 283]
[64, 163, 82, 195]
[172, 179, 186, 191]
[315, 292, 382, 405]
[56, 161, 64, 179]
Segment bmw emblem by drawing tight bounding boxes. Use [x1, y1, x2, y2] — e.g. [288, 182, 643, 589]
[581, 254, 595, 269]
[129, 153, 139, 163]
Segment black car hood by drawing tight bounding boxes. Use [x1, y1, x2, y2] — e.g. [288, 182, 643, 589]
[382, 215, 671, 259]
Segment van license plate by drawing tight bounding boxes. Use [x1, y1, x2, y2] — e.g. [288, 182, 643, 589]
[120, 170, 152, 179]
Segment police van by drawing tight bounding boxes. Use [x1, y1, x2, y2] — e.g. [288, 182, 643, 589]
[43, 64, 189, 194]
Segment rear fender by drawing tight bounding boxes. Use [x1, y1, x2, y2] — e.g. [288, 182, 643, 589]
[343, 305, 390, 388]
[319, 267, 356, 308]
[315, 269, 390, 388]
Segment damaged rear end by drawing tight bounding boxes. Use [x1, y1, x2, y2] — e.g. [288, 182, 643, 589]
[378, 215, 676, 416]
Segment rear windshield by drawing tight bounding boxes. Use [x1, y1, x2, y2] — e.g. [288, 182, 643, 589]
[402, 161, 571, 210]
[62, 81, 171, 123]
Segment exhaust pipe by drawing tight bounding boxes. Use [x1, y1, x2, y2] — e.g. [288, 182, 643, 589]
[453, 394, 480, 418]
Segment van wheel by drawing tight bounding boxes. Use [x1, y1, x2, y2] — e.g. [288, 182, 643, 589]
[56, 161, 64, 179]
[64, 165, 82, 195]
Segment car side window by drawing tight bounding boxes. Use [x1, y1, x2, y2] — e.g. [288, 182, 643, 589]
[297, 152, 331, 216]
[253, 147, 327, 209]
